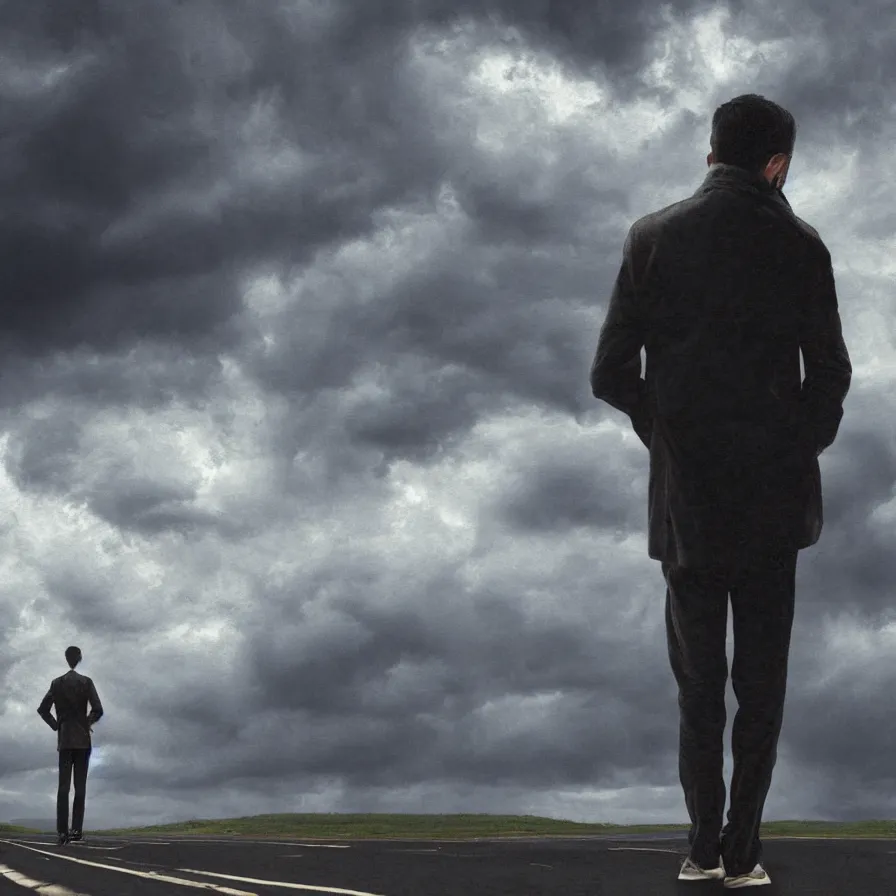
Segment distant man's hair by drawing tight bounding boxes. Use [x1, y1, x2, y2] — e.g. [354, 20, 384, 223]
[710, 94, 797, 173]
[65, 646, 81, 667]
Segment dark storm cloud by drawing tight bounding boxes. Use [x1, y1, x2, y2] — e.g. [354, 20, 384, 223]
[1, 5, 241, 356]
[2, 398, 247, 537]
[3, 412, 82, 495]
[0, 0, 716, 361]
[783, 653, 896, 789]
[0, 0, 426, 362]
[494, 433, 646, 533]
[247, 242, 619, 468]
[125, 562, 676, 792]
[728, 1, 896, 139]
[776, 379, 896, 622]
[6, 0, 896, 832]
[85, 475, 238, 538]
[821, 428, 896, 527]
[42, 564, 153, 636]
[453, 159, 629, 246]
[0, 346, 224, 412]
[331, 0, 729, 88]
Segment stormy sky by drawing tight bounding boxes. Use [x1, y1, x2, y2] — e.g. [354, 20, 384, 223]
[3, 1, 895, 831]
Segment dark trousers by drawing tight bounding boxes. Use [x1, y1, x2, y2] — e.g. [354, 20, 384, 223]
[57, 748, 91, 835]
[662, 549, 797, 877]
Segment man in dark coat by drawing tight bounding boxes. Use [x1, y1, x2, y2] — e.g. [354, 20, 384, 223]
[37, 646, 104, 845]
[590, 94, 851, 888]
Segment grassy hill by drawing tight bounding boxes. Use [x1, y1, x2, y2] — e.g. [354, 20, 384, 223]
[36, 814, 895, 840]
[0, 823, 53, 834]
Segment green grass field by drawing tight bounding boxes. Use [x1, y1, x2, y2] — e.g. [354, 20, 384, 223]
[3, 815, 895, 840]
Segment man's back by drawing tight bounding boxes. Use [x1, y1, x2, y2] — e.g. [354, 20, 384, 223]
[617, 163, 851, 566]
[38, 670, 103, 751]
[641, 167, 828, 429]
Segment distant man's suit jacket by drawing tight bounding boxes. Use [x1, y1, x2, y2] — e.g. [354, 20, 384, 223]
[590, 163, 853, 568]
[37, 670, 104, 751]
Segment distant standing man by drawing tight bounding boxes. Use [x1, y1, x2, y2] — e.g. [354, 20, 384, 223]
[590, 95, 851, 888]
[37, 646, 104, 845]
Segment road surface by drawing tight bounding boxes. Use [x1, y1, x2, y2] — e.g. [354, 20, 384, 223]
[0, 831, 891, 894]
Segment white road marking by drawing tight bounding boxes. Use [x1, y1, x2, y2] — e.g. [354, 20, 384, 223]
[0, 838, 386, 896]
[177, 868, 388, 895]
[0, 842, 256, 895]
[287, 844, 351, 849]
[763, 836, 896, 841]
[0, 865, 92, 896]
[112, 838, 351, 849]
[608, 847, 683, 855]
[68, 844, 120, 850]
[5, 840, 126, 851]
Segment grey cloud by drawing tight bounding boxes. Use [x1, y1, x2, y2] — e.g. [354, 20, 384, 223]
[3, 413, 83, 494]
[86, 476, 224, 538]
[494, 445, 646, 533]
[783, 660, 896, 787]
[5, 0, 896, 833]
[0, 0, 718, 363]
[203, 569, 678, 790]
[43, 566, 154, 636]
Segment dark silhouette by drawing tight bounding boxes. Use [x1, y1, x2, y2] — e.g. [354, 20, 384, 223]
[37, 646, 104, 845]
[590, 94, 851, 887]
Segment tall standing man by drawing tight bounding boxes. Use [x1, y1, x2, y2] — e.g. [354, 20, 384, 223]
[590, 94, 851, 889]
[37, 646, 104, 845]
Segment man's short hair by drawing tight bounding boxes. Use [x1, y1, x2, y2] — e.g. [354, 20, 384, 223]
[711, 94, 797, 173]
[65, 646, 81, 667]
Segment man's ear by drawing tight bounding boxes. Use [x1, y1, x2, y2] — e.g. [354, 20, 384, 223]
[773, 155, 790, 189]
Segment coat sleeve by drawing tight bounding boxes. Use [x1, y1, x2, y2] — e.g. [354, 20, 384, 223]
[589, 225, 652, 448]
[86, 679, 103, 726]
[36, 686, 59, 731]
[799, 244, 852, 457]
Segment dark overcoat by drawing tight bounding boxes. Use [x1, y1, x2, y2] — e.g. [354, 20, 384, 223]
[37, 669, 104, 751]
[590, 163, 852, 567]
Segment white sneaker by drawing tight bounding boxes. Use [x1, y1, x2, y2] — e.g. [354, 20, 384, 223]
[678, 856, 726, 880]
[723, 863, 771, 888]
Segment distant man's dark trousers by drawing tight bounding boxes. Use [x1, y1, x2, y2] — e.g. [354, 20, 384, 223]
[662, 549, 798, 878]
[57, 748, 91, 835]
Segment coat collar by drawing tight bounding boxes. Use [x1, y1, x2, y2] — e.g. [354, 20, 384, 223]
[696, 162, 793, 212]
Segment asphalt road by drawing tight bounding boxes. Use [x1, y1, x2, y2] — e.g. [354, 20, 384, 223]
[0, 832, 893, 895]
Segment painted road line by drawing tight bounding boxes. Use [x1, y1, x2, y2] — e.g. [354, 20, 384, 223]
[0, 841, 256, 895]
[0, 865, 92, 896]
[283, 844, 350, 849]
[177, 868, 388, 895]
[6, 839, 127, 850]
[122, 840, 174, 845]
[608, 847, 683, 855]
[763, 836, 896, 841]
[113, 838, 352, 848]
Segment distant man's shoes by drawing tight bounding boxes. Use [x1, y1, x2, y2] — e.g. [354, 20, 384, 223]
[56, 832, 69, 846]
[68, 830, 83, 842]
